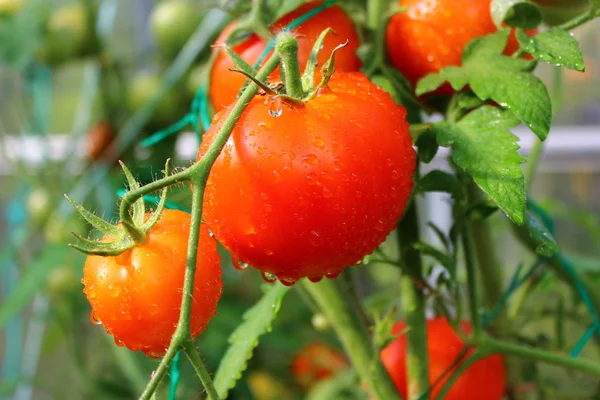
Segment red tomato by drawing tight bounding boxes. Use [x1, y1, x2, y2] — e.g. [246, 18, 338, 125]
[82, 210, 222, 358]
[381, 318, 507, 400]
[385, 0, 536, 94]
[197, 72, 416, 283]
[291, 342, 348, 390]
[209, 1, 361, 111]
[84, 120, 115, 161]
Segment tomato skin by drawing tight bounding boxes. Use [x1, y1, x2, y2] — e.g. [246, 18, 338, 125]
[197, 72, 416, 282]
[291, 342, 348, 390]
[381, 318, 507, 400]
[385, 0, 536, 94]
[209, 1, 361, 111]
[82, 210, 222, 358]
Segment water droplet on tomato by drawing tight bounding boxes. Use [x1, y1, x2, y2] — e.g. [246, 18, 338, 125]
[207, 228, 214, 237]
[312, 137, 324, 147]
[261, 271, 277, 283]
[269, 97, 283, 117]
[114, 337, 125, 347]
[306, 173, 317, 185]
[310, 230, 323, 246]
[303, 154, 318, 165]
[232, 259, 249, 270]
[308, 275, 323, 283]
[90, 311, 102, 325]
[265, 249, 274, 255]
[322, 187, 333, 198]
[325, 270, 341, 279]
[279, 277, 297, 286]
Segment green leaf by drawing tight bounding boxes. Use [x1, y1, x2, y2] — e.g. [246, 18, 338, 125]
[524, 207, 559, 257]
[491, 0, 542, 29]
[414, 170, 465, 201]
[516, 28, 585, 71]
[306, 370, 361, 400]
[214, 283, 290, 398]
[417, 31, 552, 141]
[451, 106, 526, 224]
[373, 308, 400, 350]
[224, 46, 258, 76]
[0, 245, 80, 328]
[466, 202, 499, 221]
[414, 242, 455, 277]
[415, 129, 439, 163]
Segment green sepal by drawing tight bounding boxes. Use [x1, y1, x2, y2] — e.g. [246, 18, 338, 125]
[68, 242, 135, 257]
[316, 40, 348, 90]
[119, 161, 145, 226]
[228, 68, 279, 95]
[143, 160, 171, 231]
[224, 46, 258, 77]
[70, 233, 122, 250]
[121, 220, 146, 244]
[64, 195, 120, 236]
[301, 28, 333, 91]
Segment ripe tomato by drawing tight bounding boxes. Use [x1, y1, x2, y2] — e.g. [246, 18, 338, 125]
[197, 72, 415, 283]
[82, 210, 222, 358]
[381, 318, 507, 400]
[385, 0, 536, 94]
[209, 1, 361, 111]
[150, 0, 202, 59]
[84, 120, 115, 161]
[291, 342, 348, 390]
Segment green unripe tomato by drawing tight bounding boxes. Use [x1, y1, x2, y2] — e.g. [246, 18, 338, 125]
[186, 64, 204, 98]
[0, 0, 23, 16]
[46, 265, 81, 299]
[45, 215, 87, 244]
[150, 0, 201, 59]
[128, 71, 184, 126]
[27, 188, 53, 225]
[38, 2, 90, 65]
[531, 0, 590, 26]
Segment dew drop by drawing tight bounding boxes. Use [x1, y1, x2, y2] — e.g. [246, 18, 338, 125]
[302, 154, 319, 165]
[207, 228, 215, 237]
[264, 249, 274, 255]
[310, 230, 323, 247]
[90, 311, 102, 325]
[261, 271, 277, 283]
[322, 187, 333, 198]
[268, 97, 283, 117]
[232, 259, 249, 270]
[279, 277, 297, 286]
[325, 270, 341, 279]
[114, 337, 125, 347]
[312, 137, 324, 147]
[308, 275, 324, 283]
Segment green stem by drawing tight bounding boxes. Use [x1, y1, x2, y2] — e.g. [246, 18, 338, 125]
[135, 47, 282, 400]
[483, 338, 600, 375]
[462, 224, 483, 339]
[436, 349, 483, 400]
[558, 7, 600, 31]
[275, 32, 305, 98]
[525, 139, 543, 193]
[301, 278, 401, 400]
[139, 345, 181, 400]
[183, 340, 219, 400]
[234, 0, 271, 40]
[397, 201, 429, 400]
[367, 0, 389, 31]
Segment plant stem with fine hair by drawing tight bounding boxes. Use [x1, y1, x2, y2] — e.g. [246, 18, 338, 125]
[397, 201, 430, 400]
[301, 278, 402, 400]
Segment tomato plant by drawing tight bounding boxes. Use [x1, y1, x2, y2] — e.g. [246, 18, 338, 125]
[381, 318, 506, 399]
[385, 0, 535, 94]
[291, 342, 348, 390]
[198, 71, 415, 284]
[82, 209, 222, 358]
[209, 1, 361, 111]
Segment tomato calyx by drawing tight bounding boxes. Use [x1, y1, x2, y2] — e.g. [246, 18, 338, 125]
[65, 160, 171, 256]
[225, 29, 347, 107]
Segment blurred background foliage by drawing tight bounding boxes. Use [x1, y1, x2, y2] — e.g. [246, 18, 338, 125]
[0, 0, 598, 399]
